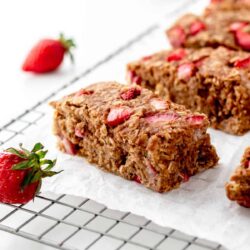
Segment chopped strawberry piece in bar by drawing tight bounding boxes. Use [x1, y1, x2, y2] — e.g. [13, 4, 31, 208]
[234, 56, 250, 68]
[179, 172, 190, 182]
[150, 99, 167, 110]
[145, 159, 157, 178]
[193, 56, 208, 67]
[128, 71, 142, 85]
[120, 87, 141, 100]
[177, 63, 195, 80]
[134, 175, 142, 184]
[145, 112, 180, 123]
[244, 160, 250, 169]
[62, 137, 76, 155]
[75, 89, 94, 97]
[128, 70, 136, 81]
[235, 29, 250, 50]
[106, 107, 133, 127]
[166, 48, 186, 62]
[142, 55, 153, 61]
[133, 76, 142, 85]
[189, 21, 206, 36]
[186, 115, 205, 125]
[75, 128, 85, 138]
[229, 22, 248, 33]
[168, 26, 186, 48]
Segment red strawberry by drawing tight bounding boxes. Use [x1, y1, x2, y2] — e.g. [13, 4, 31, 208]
[186, 115, 205, 125]
[142, 55, 153, 61]
[127, 71, 135, 82]
[132, 76, 142, 85]
[145, 159, 157, 178]
[134, 175, 141, 184]
[234, 56, 250, 68]
[177, 63, 195, 80]
[168, 26, 186, 48]
[120, 87, 141, 100]
[244, 160, 250, 169]
[127, 71, 142, 85]
[210, 0, 222, 3]
[22, 33, 76, 73]
[179, 172, 190, 182]
[189, 21, 206, 36]
[150, 99, 167, 110]
[193, 56, 208, 67]
[62, 137, 76, 155]
[235, 29, 250, 50]
[106, 107, 133, 127]
[0, 143, 59, 204]
[229, 22, 248, 33]
[75, 89, 94, 97]
[75, 128, 85, 138]
[166, 48, 186, 62]
[145, 112, 179, 123]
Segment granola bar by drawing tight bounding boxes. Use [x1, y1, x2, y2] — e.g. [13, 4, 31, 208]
[166, 11, 250, 51]
[226, 147, 250, 208]
[50, 82, 218, 192]
[127, 46, 250, 135]
[205, 0, 250, 13]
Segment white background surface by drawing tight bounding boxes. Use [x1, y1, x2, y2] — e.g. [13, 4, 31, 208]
[0, 1, 185, 249]
[0, 0, 188, 128]
[1, 1, 224, 250]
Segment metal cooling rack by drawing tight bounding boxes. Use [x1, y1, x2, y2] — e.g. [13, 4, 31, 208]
[0, 1, 227, 249]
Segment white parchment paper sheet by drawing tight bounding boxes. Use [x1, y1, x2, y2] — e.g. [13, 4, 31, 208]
[6, 112, 250, 250]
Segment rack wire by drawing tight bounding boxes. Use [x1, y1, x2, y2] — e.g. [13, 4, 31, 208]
[0, 1, 227, 249]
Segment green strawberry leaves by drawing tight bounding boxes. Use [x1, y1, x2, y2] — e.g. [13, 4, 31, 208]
[5, 143, 61, 192]
[32, 142, 44, 152]
[11, 160, 30, 170]
[59, 33, 76, 64]
[6, 148, 28, 159]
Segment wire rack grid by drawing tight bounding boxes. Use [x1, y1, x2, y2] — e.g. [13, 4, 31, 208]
[0, 1, 227, 250]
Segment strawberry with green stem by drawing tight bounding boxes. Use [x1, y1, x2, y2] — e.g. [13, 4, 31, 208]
[0, 143, 61, 204]
[22, 33, 76, 73]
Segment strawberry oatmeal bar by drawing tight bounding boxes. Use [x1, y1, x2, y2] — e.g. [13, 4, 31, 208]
[205, 0, 250, 13]
[127, 46, 250, 135]
[226, 147, 250, 208]
[50, 82, 218, 192]
[166, 10, 250, 51]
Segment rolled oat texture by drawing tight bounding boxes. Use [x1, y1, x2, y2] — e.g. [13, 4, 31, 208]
[226, 147, 250, 208]
[127, 47, 250, 135]
[50, 82, 218, 192]
[166, 10, 250, 52]
[205, 0, 250, 14]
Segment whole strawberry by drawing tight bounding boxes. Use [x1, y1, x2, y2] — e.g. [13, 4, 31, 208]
[22, 33, 76, 73]
[0, 143, 60, 204]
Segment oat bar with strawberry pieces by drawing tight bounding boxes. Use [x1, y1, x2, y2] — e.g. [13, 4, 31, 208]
[127, 46, 250, 135]
[166, 10, 250, 51]
[205, 0, 250, 14]
[226, 147, 250, 208]
[50, 82, 218, 192]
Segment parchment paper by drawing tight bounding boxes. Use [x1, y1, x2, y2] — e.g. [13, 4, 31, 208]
[6, 112, 250, 250]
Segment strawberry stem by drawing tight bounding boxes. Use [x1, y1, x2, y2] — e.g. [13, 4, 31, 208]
[5, 143, 61, 193]
[59, 33, 76, 64]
